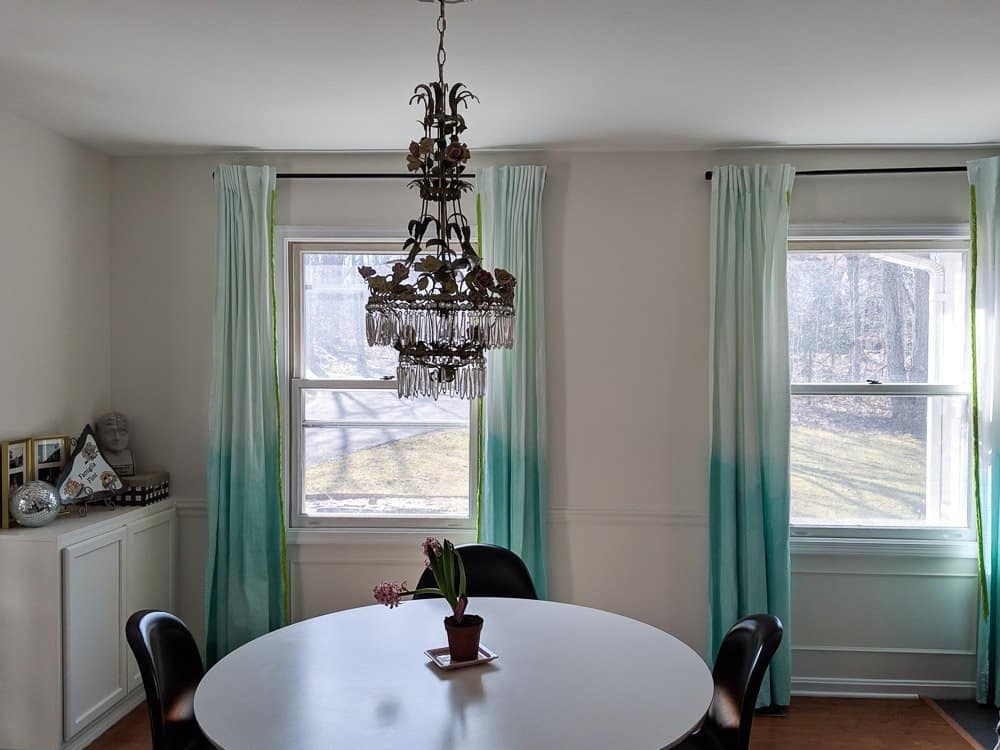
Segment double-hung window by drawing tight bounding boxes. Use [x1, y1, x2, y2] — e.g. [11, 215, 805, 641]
[787, 226, 972, 538]
[287, 240, 477, 529]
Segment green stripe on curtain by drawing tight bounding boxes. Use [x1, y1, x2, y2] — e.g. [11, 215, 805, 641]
[205, 164, 287, 665]
[971, 184, 988, 618]
[708, 164, 795, 708]
[969, 156, 1000, 704]
[477, 165, 548, 599]
[475, 193, 485, 536]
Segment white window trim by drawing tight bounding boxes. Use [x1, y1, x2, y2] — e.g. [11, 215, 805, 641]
[787, 223, 975, 543]
[275, 226, 479, 535]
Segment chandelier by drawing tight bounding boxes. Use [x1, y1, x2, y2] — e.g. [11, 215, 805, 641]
[359, 0, 515, 400]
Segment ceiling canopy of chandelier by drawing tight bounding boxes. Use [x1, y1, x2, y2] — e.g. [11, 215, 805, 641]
[359, 0, 515, 400]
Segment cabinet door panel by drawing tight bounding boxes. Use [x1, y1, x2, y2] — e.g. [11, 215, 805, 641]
[63, 527, 127, 740]
[125, 508, 176, 691]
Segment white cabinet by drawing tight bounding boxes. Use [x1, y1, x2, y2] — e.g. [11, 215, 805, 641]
[0, 500, 176, 750]
[125, 510, 176, 692]
[63, 527, 128, 739]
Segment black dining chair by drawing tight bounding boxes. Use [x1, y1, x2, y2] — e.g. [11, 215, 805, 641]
[676, 614, 784, 750]
[125, 610, 214, 750]
[413, 543, 538, 600]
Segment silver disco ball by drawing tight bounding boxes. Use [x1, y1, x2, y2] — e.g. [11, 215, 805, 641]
[11, 480, 61, 527]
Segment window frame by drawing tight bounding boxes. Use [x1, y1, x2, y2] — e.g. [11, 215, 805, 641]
[281, 232, 479, 531]
[787, 224, 974, 542]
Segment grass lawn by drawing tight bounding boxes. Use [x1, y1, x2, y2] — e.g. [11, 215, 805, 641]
[790, 424, 924, 524]
[304, 426, 469, 516]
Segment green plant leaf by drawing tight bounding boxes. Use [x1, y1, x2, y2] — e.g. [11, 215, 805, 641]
[456, 548, 467, 600]
[442, 540, 454, 605]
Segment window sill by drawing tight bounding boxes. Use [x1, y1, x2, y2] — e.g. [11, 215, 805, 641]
[790, 534, 977, 558]
[286, 526, 478, 546]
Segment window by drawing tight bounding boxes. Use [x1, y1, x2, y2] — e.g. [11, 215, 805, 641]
[287, 241, 476, 529]
[787, 227, 971, 536]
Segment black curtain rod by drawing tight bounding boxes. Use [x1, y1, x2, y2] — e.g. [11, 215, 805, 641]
[703, 165, 967, 181]
[278, 172, 476, 179]
[211, 171, 475, 180]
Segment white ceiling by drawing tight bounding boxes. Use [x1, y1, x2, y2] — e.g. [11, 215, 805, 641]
[1, 0, 998, 155]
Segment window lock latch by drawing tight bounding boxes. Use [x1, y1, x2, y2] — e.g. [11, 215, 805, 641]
[866, 379, 882, 385]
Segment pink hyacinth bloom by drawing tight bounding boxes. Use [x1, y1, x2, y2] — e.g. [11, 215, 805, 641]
[373, 580, 406, 608]
[422, 536, 443, 558]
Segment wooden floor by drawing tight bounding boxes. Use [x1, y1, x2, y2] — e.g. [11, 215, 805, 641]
[751, 698, 981, 749]
[90, 697, 982, 749]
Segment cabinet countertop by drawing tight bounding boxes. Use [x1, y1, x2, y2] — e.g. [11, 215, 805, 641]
[0, 498, 176, 547]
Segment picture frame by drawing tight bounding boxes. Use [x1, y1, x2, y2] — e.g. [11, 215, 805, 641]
[30, 435, 70, 487]
[2, 437, 32, 529]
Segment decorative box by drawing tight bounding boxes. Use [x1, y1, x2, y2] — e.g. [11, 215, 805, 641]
[119, 471, 170, 506]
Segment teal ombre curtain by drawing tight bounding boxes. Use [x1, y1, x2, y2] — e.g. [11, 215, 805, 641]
[708, 164, 795, 708]
[477, 165, 548, 598]
[205, 164, 287, 665]
[970, 157, 1000, 704]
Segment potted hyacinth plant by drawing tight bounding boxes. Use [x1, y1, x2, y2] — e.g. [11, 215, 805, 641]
[373, 537, 483, 662]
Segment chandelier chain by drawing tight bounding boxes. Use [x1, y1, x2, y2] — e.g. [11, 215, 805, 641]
[437, 0, 447, 87]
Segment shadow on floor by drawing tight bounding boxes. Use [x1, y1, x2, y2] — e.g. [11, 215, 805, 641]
[936, 700, 998, 749]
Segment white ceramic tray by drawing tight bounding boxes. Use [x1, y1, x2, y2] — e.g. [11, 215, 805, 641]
[425, 644, 499, 670]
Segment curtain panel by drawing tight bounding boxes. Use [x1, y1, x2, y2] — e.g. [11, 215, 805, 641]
[970, 156, 1000, 704]
[205, 164, 287, 665]
[477, 165, 549, 599]
[708, 164, 795, 707]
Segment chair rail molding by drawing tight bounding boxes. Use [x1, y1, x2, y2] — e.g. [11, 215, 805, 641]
[548, 507, 707, 527]
[174, 497, 208, 518]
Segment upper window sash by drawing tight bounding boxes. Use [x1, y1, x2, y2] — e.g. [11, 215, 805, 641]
[787, 224, 971, 389]
[288, 240, 405, 382]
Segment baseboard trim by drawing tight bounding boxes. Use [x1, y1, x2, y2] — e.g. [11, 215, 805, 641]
[793, 645, 976, 657]
[792, 676, 976, 700]
[63, 690, 144, 750]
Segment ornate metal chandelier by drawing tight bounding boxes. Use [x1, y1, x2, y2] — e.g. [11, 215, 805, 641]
[359, 0, 515, 400]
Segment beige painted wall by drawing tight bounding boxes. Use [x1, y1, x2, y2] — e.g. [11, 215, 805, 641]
[110, 146, 994, 694]
[0, 109, 111, 439]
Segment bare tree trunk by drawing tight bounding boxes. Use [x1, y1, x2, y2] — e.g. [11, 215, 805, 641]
[849, 256, 861, 380]
[912, 270, 929, 383]
[882, 263, 911, 430]
[882, 263, 906, 382]
[909, 270, 931, 440]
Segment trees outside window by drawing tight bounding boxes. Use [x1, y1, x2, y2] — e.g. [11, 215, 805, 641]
[788, 234, 970, 533]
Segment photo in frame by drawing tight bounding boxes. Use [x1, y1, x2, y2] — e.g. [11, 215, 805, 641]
[30, 435, 70, 486]
[2, 437, 32, 529]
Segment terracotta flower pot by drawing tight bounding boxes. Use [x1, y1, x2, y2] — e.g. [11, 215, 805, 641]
[444, 614, 483, 662]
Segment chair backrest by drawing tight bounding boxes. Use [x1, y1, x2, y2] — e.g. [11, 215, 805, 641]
[705, 614, 784, 750]
[125, 610, 208, 750]
[413, 543, 538, 600]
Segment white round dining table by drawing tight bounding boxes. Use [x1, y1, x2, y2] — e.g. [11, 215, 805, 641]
[194, 598, 713, 750]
